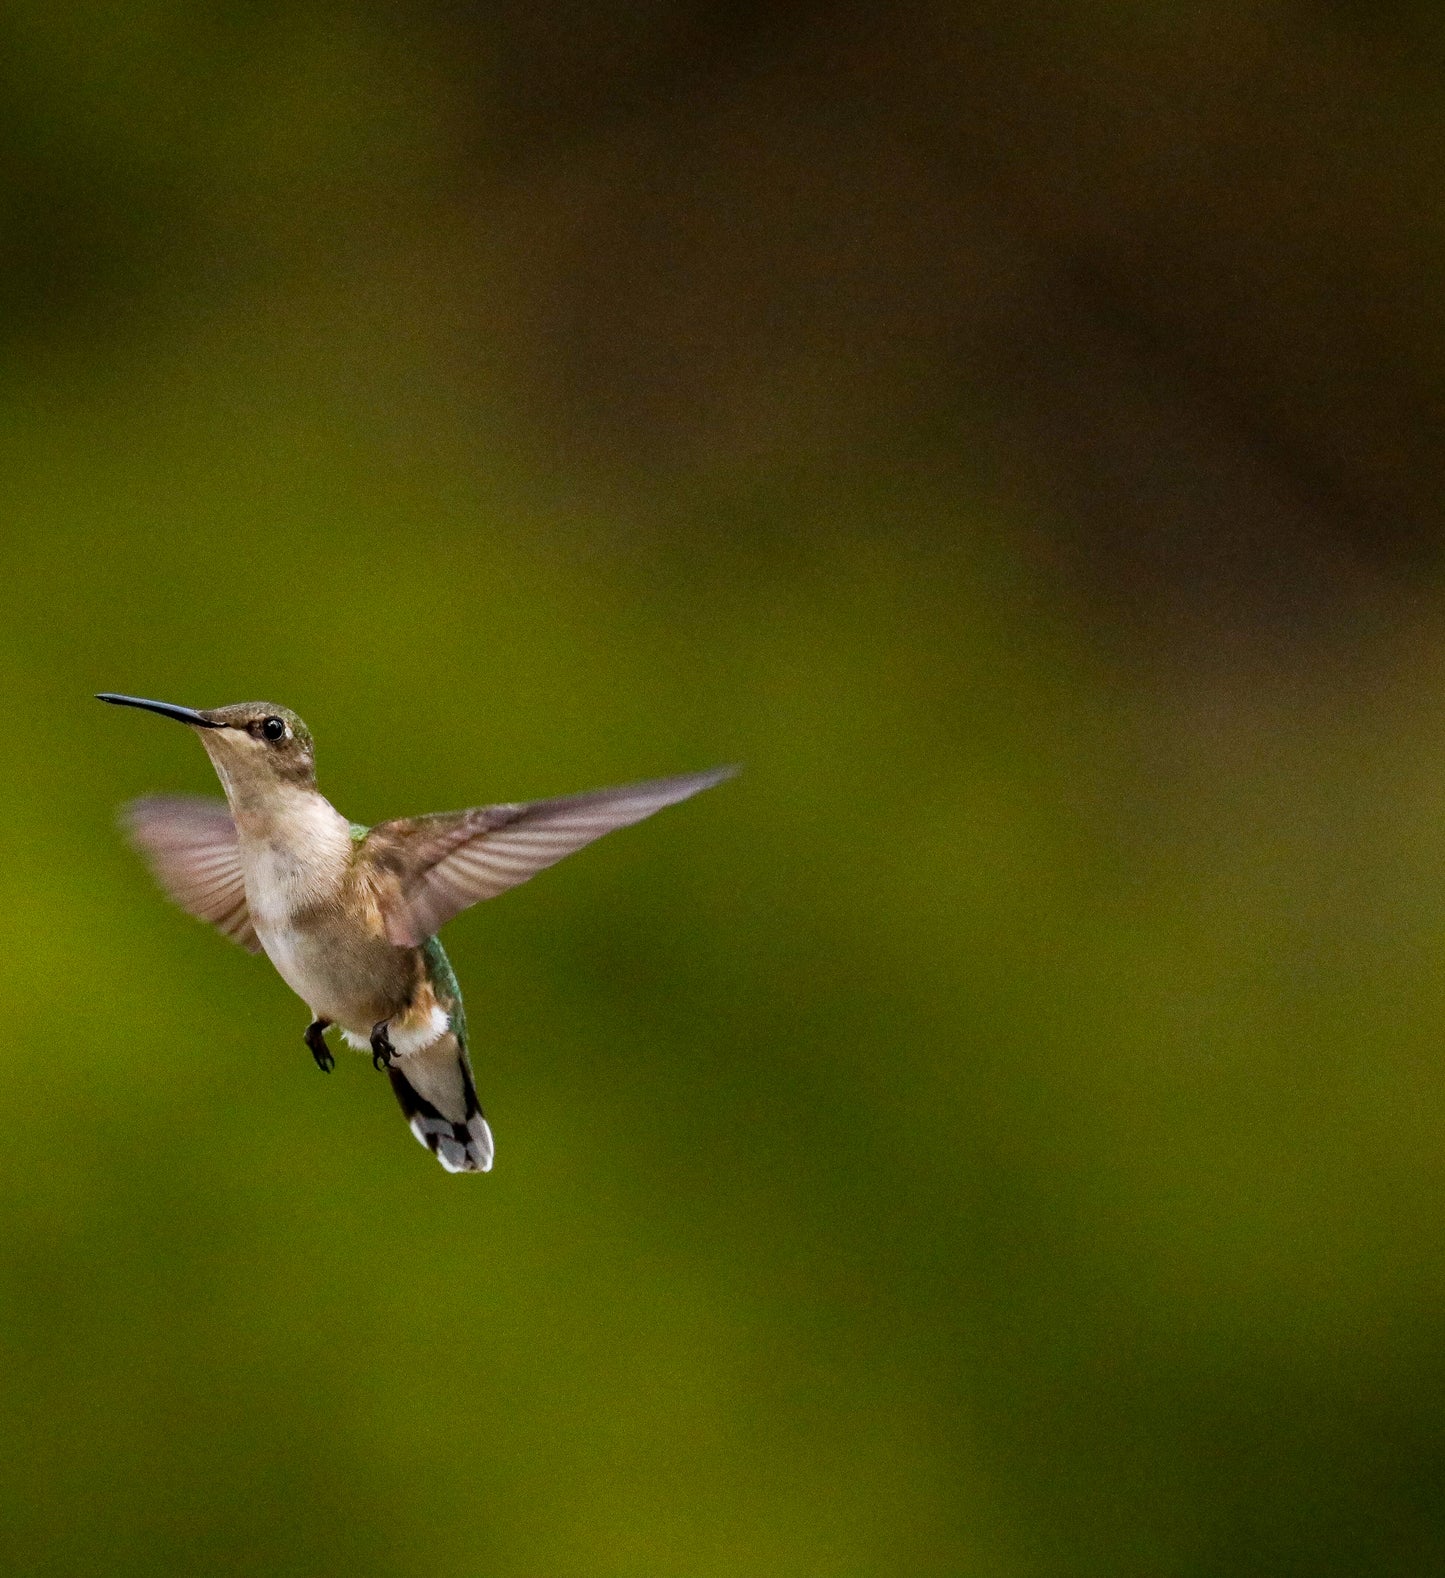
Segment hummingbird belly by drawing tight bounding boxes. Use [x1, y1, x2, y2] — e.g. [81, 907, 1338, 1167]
[256, 913, 415, 1035]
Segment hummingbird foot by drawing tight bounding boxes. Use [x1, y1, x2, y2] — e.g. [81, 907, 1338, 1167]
[371, 1020, 396, 1071]
[304, 1018, 334, 1072]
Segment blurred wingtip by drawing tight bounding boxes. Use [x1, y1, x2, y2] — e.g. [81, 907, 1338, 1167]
[115, 795, 151, 838]
[692, 763, 741, 791]
[114, 792, 200, 838]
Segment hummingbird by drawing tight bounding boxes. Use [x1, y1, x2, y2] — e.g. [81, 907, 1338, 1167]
[98, 693, 735, 1174]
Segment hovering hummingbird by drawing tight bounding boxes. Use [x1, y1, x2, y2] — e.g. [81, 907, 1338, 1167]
[98, 693, 734, 1174]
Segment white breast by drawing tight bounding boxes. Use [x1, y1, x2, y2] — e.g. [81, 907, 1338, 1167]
[241, 792, 352, 930]
[237, 791, 356, 1015]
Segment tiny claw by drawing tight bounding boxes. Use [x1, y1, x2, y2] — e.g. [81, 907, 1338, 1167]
[370, 1020, 395, 1071]
[305, 1018, 335, 1073]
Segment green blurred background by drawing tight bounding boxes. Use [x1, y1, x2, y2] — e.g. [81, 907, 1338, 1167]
[5, 3, 1445, 1573]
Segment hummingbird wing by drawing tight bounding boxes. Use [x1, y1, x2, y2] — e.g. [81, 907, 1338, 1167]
[120, 795, 262, 952]
[365, 766, 736, 947]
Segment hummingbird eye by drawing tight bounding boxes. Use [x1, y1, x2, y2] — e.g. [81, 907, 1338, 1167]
[260, 716, 286, 743]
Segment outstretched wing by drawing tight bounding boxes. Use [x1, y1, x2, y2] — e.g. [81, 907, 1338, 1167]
[121, 795, 261, 952]
[365, 766, 737, 947]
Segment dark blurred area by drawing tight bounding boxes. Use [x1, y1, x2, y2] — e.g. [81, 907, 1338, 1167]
[10, 2, 1445, 643]
[5, 3, 1445, 1574]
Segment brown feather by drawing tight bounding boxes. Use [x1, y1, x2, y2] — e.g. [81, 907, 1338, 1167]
[362, 766, 736, 947]
[121, 795, 261, 952]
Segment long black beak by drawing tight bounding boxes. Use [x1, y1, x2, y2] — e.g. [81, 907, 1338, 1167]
[96, 693, 225, 728]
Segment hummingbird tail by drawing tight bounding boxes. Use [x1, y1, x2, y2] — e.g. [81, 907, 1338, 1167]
[387, 1032, 494, 1174]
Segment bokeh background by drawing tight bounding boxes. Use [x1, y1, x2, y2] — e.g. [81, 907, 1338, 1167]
[5, 3, 1445, 1573]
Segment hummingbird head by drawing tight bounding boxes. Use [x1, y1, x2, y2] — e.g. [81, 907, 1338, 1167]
[97, 694, 317, 800]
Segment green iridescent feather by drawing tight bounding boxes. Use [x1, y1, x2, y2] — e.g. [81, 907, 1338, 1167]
[420, 934, 468, 1050]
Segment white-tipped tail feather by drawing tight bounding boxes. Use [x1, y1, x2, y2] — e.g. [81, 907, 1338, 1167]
[386, 1031, 493, 1173]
